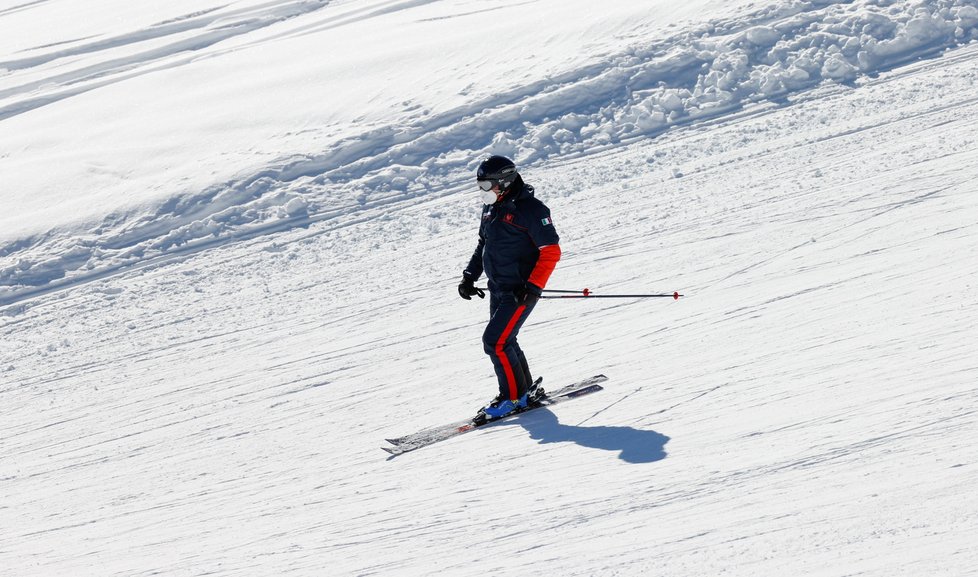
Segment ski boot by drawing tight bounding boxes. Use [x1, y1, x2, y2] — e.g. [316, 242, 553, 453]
[475, 392, 529, 424]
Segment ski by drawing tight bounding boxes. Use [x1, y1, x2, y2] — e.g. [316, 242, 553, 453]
[383, 375, 543, 447]
[382, 374, 607, 457]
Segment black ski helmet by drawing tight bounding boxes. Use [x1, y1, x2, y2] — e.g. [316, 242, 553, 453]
[476, 155, 519, 191]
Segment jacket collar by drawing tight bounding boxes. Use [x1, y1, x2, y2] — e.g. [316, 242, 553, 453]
[501, 179, 533, 204]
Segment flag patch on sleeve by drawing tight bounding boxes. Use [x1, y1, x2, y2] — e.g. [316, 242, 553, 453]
[541, 217, 553, 226]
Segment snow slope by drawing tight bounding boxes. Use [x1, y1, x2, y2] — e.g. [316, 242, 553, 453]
[3, 1, 978, 576]
[4, 0, 978, 303]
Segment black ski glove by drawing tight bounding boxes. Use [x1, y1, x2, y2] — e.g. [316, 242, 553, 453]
[515, 283, 542, 305]
[458, 277, 485, 300]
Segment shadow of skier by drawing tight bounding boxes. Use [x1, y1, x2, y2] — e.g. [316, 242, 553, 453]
[517, 408, 670, 464]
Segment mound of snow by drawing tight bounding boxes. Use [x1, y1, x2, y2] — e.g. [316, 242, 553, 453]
[2, 0, 978, 306]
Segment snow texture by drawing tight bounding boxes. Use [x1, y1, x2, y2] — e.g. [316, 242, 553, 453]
[2, 1, 978, 576]
[3, 0, 978, 304]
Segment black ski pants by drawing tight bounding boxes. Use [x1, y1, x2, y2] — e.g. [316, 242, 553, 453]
[483, 290, 536, 400]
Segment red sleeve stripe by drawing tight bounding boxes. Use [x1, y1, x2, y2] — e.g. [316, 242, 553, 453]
[529, 244, 561, 289]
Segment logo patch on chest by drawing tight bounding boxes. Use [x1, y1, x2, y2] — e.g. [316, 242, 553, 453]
[503, 213, 515, 224]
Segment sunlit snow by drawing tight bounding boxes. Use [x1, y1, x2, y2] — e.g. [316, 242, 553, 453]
[2, 1, 977, 576]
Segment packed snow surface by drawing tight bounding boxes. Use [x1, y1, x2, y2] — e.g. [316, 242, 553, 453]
[2, 1, 978, 576]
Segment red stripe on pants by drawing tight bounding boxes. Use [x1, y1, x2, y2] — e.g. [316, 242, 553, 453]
[495, 304, 526, 400]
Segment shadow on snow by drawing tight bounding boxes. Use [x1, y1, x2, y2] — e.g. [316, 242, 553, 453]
[516, 409, 669, 464]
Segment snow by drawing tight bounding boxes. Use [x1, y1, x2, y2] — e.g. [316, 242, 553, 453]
[2, 1, 978, 576]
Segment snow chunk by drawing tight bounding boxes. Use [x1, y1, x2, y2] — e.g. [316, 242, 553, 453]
[281, 196, 309, 218]
[822, 54, 858, 81]
[744, 25, 782, 46]
[956, 6, 978, 28]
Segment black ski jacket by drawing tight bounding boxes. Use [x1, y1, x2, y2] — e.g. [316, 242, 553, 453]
[463, 181, 561, 293]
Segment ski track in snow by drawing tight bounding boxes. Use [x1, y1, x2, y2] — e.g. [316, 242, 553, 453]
[3, 2, 978, 577]
[0, 1, 329, 119]
[3, 0, 978, 307]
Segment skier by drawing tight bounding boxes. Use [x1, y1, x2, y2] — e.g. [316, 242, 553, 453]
[458, 155, 561, 420]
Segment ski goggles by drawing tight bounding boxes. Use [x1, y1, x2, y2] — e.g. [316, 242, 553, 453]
[477, 180, 498, 191]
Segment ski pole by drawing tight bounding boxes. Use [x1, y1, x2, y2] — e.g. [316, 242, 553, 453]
[540, 288, 682, 300]
[477, 287, 682, 300]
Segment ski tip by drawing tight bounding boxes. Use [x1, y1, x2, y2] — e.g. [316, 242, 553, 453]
[563, 383, 604, 397]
